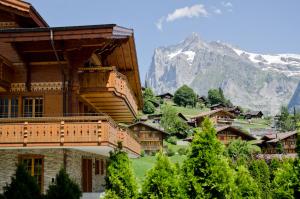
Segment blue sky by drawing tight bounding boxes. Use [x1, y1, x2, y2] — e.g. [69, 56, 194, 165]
[27, 0, 300, 82]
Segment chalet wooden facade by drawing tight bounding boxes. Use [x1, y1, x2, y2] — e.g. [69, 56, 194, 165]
[0, 0, 142, 195]
[128, 122, 168, 154]
[190, 109, 235, 127]
[184, 125, 255, 145]
[156, 92, 173, 100]
[257, 132, 297, 154]
[216, 125, 256, 145]
[243, 111, 264, 119]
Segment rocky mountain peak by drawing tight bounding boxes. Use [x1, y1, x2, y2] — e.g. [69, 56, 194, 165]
[146, 34, 300, 115]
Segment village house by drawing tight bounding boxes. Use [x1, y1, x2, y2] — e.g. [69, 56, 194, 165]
[243, 111, 264, 119]
[184, 125, 256, 145]
[190, 109, 236, 127]
[226, 106, 243, 117]
[198, 95, 208, 105]
[0, 0, 142, 196]
[257, 131, 297, 154]
[210, 103, 227, 110]
[128, 122, 168, 154]
[156, 92, 173, 101]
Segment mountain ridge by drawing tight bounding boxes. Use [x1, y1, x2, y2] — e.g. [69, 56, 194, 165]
[146, 33, 300, 115]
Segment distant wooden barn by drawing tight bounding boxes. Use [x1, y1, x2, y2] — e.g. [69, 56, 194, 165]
[190, 109, 235, 127]
[256, 131, 297, 154]
[184, 125, 256, 145]
[156, 93, 173, 100]
[128, 122, 168, 154]
[243, 111, 264, 119]
[210, 103, 227, 110]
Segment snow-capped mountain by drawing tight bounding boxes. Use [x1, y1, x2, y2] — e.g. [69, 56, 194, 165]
[146, 33, 300, 115]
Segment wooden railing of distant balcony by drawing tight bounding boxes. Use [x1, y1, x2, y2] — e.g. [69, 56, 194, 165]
[0, 114, 140, 156]
[79, 66, 138, 115]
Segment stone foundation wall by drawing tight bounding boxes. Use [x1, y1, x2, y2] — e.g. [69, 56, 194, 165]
[0, 148, 107, 193]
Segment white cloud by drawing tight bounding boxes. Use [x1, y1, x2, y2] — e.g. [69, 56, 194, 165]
[155, 17, 165, 31]
[213, 8, 222, 15]
[166, 4, 208, 22]
[221, 1, 233, 8]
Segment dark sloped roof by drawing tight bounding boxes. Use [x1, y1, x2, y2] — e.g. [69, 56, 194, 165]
[191, 109, 235, 119]
[264, 131, 297, 143]
[128, 122, 169, 135]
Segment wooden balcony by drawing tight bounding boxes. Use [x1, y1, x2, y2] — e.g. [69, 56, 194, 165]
[0, 115, 140, 156]
[0, 57, 14, 92]
[79, 67, 138, 123]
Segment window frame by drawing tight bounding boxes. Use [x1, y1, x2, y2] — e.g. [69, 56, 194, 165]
[23, 97, 44, 117]
[18, 154, 44, 192]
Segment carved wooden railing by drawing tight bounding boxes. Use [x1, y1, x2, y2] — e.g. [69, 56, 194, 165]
[79, 67, 138, 115]
[0, 115, 141, 156]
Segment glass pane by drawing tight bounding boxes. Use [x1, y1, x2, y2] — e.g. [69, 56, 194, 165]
[34, 98, 43, 117]
[23, 98, 33, 117]
[11, 97, 18, 118]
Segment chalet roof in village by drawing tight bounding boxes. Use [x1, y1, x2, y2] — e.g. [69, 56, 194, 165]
[156, 92, 173, 98]
[183, 125, 256, 142]
[0, 0, 48, 27]
[262, 131, 297, 143]
[128, 122, 169, 135]
[191, 109, 235, 119]
[244, 111, 264, 116]
[216, 125, 256, 140]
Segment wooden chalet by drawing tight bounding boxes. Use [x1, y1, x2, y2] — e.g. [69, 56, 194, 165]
[190, 109, 235, 127]
[226, 106, 242, 116]
[210, 103, 227, 110]
[156, 92, 173, 100]
[198, 95, 208, 105]
[0, 0, 142, 195]
[128, 122, 168, 154]
[184, 125, 256, 145]
[257, 132, 297, 154]
[243, 111, 264, 119]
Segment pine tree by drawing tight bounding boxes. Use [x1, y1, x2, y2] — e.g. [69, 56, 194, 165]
[181, 117, 236, 199]
[45, 168, 81, 199]
[104, 143, 138, 199]
[2, 164, 42, 199]
[248, 160, 271, 199]
[141, 151, 185, 199]
[235, 166, 261, 199]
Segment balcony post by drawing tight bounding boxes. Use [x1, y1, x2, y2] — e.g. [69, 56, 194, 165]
[60, 121, 65, 145]
[23, 122, 28, 146]
[97, 120, 102, 145]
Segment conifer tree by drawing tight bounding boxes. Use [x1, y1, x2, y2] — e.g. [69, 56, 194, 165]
[2, 164, 42, 199]
[104, 142, 138, 199]
[235, 166, 261, 199]
[141, 151, 185, 199]
[293, 130, 300, 198]
[45, 168, 81, 199]
[181, 117, 236, 198]
[248, 160, 271, 199]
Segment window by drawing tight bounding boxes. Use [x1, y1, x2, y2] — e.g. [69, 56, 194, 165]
[11, 97, 18, 117]
[23, 97, 43, 117]
[20, 156, 43, 191]
[0, 98, 8, 118]
[95, 160, 100, 175]
[0, 97, 19, 118]
[100, 159, 104, 175]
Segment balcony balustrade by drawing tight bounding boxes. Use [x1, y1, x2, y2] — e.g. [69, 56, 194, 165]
[0, 115, 140, 156]
[79, 67, 138, 123]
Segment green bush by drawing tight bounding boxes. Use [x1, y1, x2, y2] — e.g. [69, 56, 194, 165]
[178, 148, 187, 156]
[167, 136, 177, 145]
[140, 150, 145, 157]
[45, 168, 81, 199]
[173, 85, 197, 107]
[166, 148, 175, 157]
[141, 151, 186, 199]
[104, 142, 138, 199]
[2, 164, 42, 199]
[142, 100, 155, 114]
